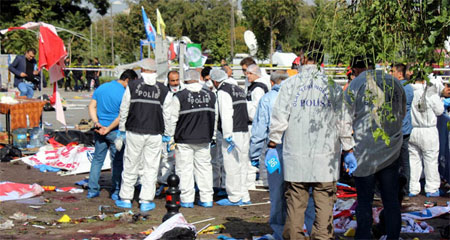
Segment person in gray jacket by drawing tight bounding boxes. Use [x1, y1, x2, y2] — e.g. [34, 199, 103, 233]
[344, 56, 406, 239]
[268, 43, 355, 239]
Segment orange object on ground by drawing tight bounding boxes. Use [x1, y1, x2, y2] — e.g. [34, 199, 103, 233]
[42, 186, 56, 191]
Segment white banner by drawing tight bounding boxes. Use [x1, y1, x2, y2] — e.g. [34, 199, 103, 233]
[20, 144, 111, 175]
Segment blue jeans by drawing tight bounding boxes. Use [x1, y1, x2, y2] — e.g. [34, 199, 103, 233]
[18, 82, 34, 98]
[269, 146, 315, 240]
[88, 130, 124, 195]
[354, 159, 401, 239]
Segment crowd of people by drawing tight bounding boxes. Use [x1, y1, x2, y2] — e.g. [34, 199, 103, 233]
[82, 44, 450, 239]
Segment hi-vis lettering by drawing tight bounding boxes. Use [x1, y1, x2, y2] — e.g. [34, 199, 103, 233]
[187, 92, 211, 105]
[135, 82, 161, 99]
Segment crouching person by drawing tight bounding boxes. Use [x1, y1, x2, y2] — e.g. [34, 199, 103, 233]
[168, 70, 217, 208]
[115, 59, 172, 212]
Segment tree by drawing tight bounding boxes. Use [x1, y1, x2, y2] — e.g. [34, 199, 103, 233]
[0, 0, 109, 55]
[242, 0, 302, 60]
[112, 0, 241, 63]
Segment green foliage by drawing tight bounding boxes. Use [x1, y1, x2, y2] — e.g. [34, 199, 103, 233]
[0, 0, 109, 60]
[242, 0, 302, 59]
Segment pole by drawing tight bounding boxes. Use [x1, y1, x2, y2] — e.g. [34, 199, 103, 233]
[179, 42, 186, 81]
[90, 24, 93, 59]
[148, 44, 151, 59]
[111, 4, 114, 66]
[230, 0, 235, 61]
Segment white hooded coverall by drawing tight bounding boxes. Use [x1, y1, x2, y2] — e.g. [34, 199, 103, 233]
[409, 82, 444, 195]
[119, 72, 172, 202]
[169, 82, 218, 203]
[218, 80, 251, 203]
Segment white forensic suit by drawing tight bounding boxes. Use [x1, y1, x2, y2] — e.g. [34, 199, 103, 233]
[119, 72, 172, 202]
[217, 80, 251, 203]
[211, 79, 237, 190]
[409, 81, 444, 195]
[169, 82, 218, 203]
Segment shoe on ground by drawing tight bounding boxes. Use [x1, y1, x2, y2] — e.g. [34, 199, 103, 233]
[180, 202, 194, 208]
[408, 193, 418, 197]
[216, 198, 242, 206]
[140, 202, 156, 212]
[111, 193, 119, 201]
[197, 201, 213, 208]
[86, 191, 100, 199]
[426, 190, 440, 197]
[155, 184, 167, 197]
[115, 200, 132, 208]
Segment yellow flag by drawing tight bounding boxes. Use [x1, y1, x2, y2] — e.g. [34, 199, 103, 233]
[156, 8, 166, 39]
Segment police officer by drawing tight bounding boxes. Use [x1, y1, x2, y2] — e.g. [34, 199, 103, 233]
[211, 69, 251, 206]
[168, 70, 217, 208]
[115, 58, 172, 212]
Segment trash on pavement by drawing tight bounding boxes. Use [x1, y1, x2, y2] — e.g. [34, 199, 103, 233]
[0, 220, 14, 230]
[0, 182, 44, 201]
[55, 207, 66, 212]
[198, 224, 225, 234]
[57, 214, 71, 223]
[9, 212, 37, 221]
[32, 225, 46, 229]
[144, 213, 196, 240]
[55, 187, 83, 193]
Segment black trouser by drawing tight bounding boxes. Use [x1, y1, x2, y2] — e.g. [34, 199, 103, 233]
[399, 134, 410, 194]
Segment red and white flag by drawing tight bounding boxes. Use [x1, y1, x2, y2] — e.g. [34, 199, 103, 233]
[1, 22, 67, 126]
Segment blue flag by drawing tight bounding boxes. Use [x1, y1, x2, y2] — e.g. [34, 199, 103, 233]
[141, 6, 156, 49]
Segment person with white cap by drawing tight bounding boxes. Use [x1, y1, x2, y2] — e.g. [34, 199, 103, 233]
[115, 58, 172, 212]
[210, 68, 251, 206]
[168, 70, 217, 208]
[245, 63, 269, 189]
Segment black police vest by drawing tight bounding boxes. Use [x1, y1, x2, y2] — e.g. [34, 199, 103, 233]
[125, 79, 169, 135]
[217, 82, 249, 133]
[174, 88, 216, 144]
[246, 81, 268, 101]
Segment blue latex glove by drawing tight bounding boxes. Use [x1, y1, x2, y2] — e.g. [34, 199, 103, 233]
[265, 148, 280, 174]
[162, 135, 171, 143]
[251, 159, 260, 168]
[444, 98, 450, 108]
[225, 137, 235, 153]
[114, 131, 126, 150]
[343, 152, 357, 175]
[34, 164, 60, 173]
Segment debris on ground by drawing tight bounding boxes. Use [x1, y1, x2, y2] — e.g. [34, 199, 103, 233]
[9, 212, 37, 221]
[0, 220, 14, 230]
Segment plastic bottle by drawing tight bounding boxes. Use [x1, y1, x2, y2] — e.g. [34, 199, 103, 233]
[30, 127, 44, 148]
[13, 128, 27, 149]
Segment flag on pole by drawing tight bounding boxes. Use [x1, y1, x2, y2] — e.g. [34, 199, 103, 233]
[186, 43, 204, 67]
[156, 8, 166, 39]
[1, 22, 68, 126]
[141, 6, 156, 49]
[168, 42, 176, 60]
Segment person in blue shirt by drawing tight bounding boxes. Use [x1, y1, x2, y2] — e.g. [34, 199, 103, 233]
[87, 69, 138, 200]
[392, 63, 414, 197]
[249, 70, 315, 239]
